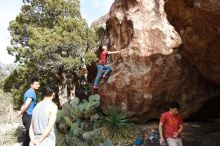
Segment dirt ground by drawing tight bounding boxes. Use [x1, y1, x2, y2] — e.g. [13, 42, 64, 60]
[136, 119, 220, 146]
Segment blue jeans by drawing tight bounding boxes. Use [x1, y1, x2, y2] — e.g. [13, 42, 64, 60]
[94, 64, 112, 86]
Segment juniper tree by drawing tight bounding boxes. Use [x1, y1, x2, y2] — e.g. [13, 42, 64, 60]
[5, 0, 98, 107]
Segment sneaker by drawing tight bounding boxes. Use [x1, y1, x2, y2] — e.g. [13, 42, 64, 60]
[93, 85, 98, 89]
[102, 75, 109, 78]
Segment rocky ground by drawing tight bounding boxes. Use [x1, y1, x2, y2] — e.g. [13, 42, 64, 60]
[137, 119, 220, 146]
[1, 91, 220, 146]
[0, 89, 23, 146]
[1, 111, 220, 146]
[0, 123, 23, 146]
[0, 109, 23, 146]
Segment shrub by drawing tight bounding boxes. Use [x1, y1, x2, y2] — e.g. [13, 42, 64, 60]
[101, 108, 136, 144]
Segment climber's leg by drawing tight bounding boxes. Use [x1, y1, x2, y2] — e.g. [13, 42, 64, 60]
[93, 64, 104, 88]
[102, 65, 112, 78]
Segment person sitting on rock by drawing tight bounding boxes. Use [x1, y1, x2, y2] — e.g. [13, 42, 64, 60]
[93, 45, 123, 89]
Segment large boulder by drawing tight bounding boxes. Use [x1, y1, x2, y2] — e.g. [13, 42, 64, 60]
[91, 0, 220, 123]
[165, 0, 220, 85]
[90, 14, 109, 30]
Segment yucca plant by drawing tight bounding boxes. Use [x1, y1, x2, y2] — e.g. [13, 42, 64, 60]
[101, 108, 136, 144]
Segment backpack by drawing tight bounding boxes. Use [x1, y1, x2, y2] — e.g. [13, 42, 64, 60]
[149, 130, 158, 142]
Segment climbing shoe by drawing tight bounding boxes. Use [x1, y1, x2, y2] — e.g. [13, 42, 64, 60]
[102, 75, 109, 78]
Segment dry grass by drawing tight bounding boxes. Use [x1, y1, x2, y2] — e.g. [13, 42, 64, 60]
[0, 89, 24, 145]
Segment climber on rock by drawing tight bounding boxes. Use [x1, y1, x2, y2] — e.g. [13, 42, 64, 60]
[93, 45, 124, 89]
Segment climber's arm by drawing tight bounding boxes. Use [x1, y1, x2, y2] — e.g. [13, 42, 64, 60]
[107, 45, 125, 54]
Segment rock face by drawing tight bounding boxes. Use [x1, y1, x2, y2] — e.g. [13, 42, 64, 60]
[90, 14, 109, 30]
[92, 0, 220, 122]
[164, 0, 220, 86]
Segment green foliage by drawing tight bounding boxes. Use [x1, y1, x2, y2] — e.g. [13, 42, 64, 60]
[84, 51, 98, 65]
[5, 0, 99, 106]
[100, 139, 114, 146]
[95, 26, 105, 39]
[3, 66, 45, 109]
[3, 67, 26, 109]
[56, 134, 87, 146]
[101, 108, 136, 144]
[56, 94, 105, 146]
[56, 94, 135, 145]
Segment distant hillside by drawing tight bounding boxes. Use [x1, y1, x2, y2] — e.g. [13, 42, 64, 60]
[0, 63, 16, 79]
[0, 63, 15, 123]
[0, 89, 13, 123]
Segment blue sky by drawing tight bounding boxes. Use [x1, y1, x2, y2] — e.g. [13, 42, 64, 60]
[0, 0, 113, 64]
[80, 0, 113, 25]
